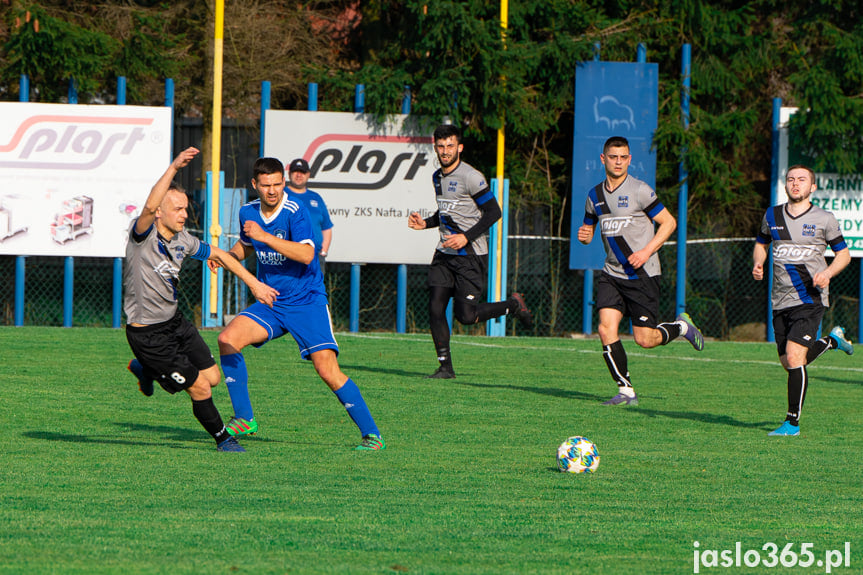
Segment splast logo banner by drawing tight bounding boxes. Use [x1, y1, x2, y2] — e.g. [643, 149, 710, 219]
[0, 102, 172, 257]
[264, 111, 440, 265]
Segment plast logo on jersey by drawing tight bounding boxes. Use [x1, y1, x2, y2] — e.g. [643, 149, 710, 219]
[773, 244, 819, 261]
[301, 133, 433, 190]
[0, 114, 155, 170]
[601, 216, 634, 234]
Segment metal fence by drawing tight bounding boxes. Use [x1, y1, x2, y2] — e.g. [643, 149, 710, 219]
[3, 237, 859, 341]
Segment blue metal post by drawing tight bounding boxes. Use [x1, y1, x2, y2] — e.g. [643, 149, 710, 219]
[593, 43, 601, 62]
[395, 86, 412, 333]
[15, 75, 28, 326]
[582, 269, 593, 334]
[676, 44, 691, 317]
[63, 78, 78, 327]
[348, 85, 366, 332]
[767, 98, 782, 343]
[260, 81, 271, 156]
[63, 257, 74, 327]
[113, 77, 127, 328]
[308, 83, 319, 111]
[14, 256, 25, 327]
[165, 79, 175, 156]
[68, 78, 78, 104]
[637, 43, 647, 63]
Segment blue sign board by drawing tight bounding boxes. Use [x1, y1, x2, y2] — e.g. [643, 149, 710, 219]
[569, 61, 659, 270]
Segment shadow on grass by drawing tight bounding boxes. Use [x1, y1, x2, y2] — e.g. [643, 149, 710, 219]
[455, 380, 775, 430]
[339, 363, 433, 378]
[22, 430, 195, 448]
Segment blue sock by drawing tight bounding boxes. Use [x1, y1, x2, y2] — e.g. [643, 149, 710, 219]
[220, 353, 254, 421]
[333, 378, 379, 438]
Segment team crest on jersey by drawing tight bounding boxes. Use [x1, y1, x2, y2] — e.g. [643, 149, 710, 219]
[802, 224, 816, 237]
[447, 180, 459, 194]
[174, 246, 186, 262]
[310, 199, 319, 208]
[274, 229, 286, 240]
[618, 196, 630, 208]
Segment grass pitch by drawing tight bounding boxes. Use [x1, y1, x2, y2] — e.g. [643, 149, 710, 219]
[1, 327, 861, 574]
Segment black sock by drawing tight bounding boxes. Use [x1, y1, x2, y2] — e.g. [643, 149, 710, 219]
[435, 347, 453, 369]
[602, 340, 632, 388]
[806, 337, 835, 364]
[657, 321, 682, 345]
[474, 299, 512, 322]
[192, 398, 230, 444]
[785, 366, 807, 426]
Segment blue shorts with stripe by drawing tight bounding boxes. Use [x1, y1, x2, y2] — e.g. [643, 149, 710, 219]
[240, 301, 339, 359]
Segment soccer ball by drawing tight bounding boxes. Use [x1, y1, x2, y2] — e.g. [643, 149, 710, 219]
[557, 436, 600, 474]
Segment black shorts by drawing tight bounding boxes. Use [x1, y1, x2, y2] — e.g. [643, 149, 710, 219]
[595, 272, 661, 328]
[772, 304, 826, 356]
[125, 312, 216, 394]
[427, 251, 488, 303]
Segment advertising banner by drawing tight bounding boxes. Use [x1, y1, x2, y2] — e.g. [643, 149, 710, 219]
[0, 102, 172, 257]
[778, 107, 863, 256]
[264, 111, 440, 265]
[569, 61, 659, 270]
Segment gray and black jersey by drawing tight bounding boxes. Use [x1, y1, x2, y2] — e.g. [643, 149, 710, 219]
[123, 220, 211, 325]
[756, 204, 847, 310]
[429, 161, 498, 256]
[583, 175, 665, 280]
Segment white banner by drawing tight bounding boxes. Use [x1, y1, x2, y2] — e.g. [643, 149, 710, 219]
[0, 103, 172, 257]
[778, 107, 863, 256]
[264, 110, 440, 264]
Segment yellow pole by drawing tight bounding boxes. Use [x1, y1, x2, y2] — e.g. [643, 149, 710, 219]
[495, 0, 508, 305]
[209, 0, 224, 317]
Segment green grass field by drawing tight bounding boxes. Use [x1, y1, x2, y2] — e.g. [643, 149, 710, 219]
[1, 327, 861, 574]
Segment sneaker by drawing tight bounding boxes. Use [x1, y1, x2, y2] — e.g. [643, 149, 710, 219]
[217, 436, 246, 452]
[829, 326, 854, 356]
[768, 421, 800, 436]
[355, 434, 386, 451]
[676, 312, 705, 351]
[127, 359, 154, 397]
[426, 365, 456, 379]
[510, 292, 533, 329]
[602, 392, 638, 406]
[225, 416, 258, 437]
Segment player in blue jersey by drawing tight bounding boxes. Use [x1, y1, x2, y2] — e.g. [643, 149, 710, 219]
[124, 147, 278, 452]
[577, 136, 705, 406]
[408, 124, 533, 379]
[287, 158, 333, 274]
[214, 157, 384, 450]
[753, 164, 853, 436]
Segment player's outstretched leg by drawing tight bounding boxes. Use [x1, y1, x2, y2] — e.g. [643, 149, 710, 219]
[127, 359, 154, 397]
[676, 312, 705, 351]
[220, 353, 258, 437]
[600, 340, 638, 406]
[829, 326, 854, 355]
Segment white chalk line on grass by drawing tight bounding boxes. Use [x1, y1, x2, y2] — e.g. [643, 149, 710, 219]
[339, 332, 863, 374]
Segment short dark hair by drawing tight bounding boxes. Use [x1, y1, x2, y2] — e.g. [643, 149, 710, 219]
[433, 124, 461, 143]
[603, 136, 630, 154]
[786, 164, 815, 182]
[253, 157, 285, 181]
[167, 180, 185, 194]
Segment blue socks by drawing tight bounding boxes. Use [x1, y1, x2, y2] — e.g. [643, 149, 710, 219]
[334, 378, 379, 437]
[220, 353, 254, 421]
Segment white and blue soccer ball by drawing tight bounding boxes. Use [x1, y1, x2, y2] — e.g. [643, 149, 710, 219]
[557, 436, 600, 474]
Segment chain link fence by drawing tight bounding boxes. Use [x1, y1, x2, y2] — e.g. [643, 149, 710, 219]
[4, 238, 859, 341]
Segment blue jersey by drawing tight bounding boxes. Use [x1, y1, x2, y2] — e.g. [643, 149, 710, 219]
[290, 189, 333, 252]
[239, 196, 327, 306]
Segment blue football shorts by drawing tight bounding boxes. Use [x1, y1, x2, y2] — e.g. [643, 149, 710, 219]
[240, 301, 339, 359]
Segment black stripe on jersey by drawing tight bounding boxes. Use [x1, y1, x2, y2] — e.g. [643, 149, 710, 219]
[440, 215, 476, 255]
[607, 236, 649, 279]
[788, 263, 821, 303]
[771, 206, 793, 241]
[644, 197, 662, 217]
[592, 184, 611, 215]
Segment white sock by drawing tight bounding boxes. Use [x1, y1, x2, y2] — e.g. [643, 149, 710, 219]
[677, 320, 689, 335]
[618, 386, 636, 398]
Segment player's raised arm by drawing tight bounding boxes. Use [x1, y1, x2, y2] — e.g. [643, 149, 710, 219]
[135, 147, 199, 235]
[208, 244, 279, 307]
